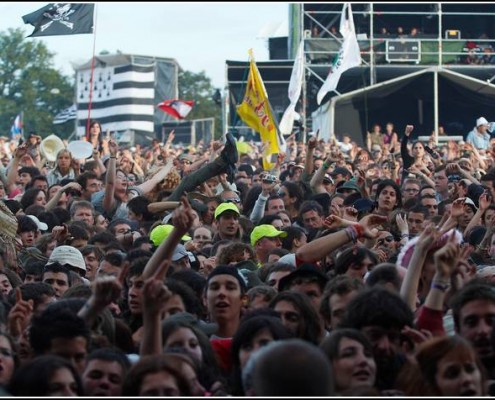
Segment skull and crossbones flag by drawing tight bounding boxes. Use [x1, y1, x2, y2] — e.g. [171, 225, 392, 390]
[22, 3, 94, 37]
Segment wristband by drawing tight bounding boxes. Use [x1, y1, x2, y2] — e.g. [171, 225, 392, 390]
[344, 226, 358, 243]
[110, 156, 116, 159]
[400, 233, 409, 239]
[322, 161, 330, 170]
[431, 281, 450, 292]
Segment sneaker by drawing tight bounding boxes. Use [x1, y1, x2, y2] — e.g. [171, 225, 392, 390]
[220, 132, 239, 167]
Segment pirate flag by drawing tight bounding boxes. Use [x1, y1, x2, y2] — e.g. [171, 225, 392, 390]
[22, 3, 94, 37]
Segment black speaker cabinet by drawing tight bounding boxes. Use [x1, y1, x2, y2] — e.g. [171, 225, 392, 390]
[385, 39, 421, 63]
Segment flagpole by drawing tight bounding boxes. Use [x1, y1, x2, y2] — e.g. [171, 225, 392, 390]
[85, 4, 98, 141]
[20, 111, 24, 140]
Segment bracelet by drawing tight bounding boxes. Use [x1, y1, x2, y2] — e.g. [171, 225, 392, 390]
[344, 226, 358, 243]
[400, 233, 409, 239]
[431, 281, 451, 292]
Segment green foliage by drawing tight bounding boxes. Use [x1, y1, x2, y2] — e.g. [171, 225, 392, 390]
[0, 28, 74, 139]
[178, 70, 222, 138]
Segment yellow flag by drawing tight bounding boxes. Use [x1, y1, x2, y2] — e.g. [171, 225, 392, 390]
[237, 50, 284, 170]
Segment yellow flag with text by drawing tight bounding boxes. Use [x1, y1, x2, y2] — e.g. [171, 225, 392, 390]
[237, 50, 285, 170]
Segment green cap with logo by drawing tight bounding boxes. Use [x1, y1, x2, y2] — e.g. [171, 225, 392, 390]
[150, 224, 192, 247]
[250, 224, 288, 247]
[214, 203, 240, 219]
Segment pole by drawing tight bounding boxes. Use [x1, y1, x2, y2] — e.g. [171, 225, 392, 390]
[85, 4, 98, 141]
[434, 68, 439, 146]
[301, 4, 307, 143]
[438, 3, 443, 67]
[369, 3, 375, 85]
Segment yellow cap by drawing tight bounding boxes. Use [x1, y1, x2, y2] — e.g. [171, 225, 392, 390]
[214, 203, 240, 219]
[250, 224, 288, 247]
[150, 224, 192, 247]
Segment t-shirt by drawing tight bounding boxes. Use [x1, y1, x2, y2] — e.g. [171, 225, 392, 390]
[91, 190, 128, 221]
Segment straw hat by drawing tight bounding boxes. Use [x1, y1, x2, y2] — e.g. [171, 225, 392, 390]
[0, 201, 18, 240]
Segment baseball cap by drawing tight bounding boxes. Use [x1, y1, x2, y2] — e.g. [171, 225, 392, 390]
[250, 224, 288, 247]
[353, 198, 375, 213]
[336, 180, 362, 195]
[467, 184, 485, 207]
[172, 244, 189, 262]
[214, 203, 240, 219]
[206, 265, 247, 292]
[179, 153, 194, 163]
[165, 312, 218, 336]
[278, 253, 296, 267]
[278, 263, 329, 292]
[150, 224, 192, 247]
[46, 245, 86, 272]
[477, 117, 489, 127]
[26, 215, 48, 232]
[330, 167, 351, 177]
[323, 174, 334, 184]
[464, 197, 478, 212]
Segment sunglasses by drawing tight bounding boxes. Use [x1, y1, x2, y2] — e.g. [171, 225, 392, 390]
[277, 192, 286, 197]
[377, 236, 395, 245]
[223, 199, 241, 204]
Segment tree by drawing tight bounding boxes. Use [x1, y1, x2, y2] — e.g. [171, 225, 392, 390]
[0, 28, 74, 139]
[178, 70, 222, 139]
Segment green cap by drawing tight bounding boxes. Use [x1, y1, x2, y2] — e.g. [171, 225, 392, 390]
[250, 224, 288, 247]
[150, 224, 192, 247]
[214, 203, 240, 219]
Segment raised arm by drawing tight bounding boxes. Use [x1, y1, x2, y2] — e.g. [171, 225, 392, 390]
[399, 224, 440, 311]
[463, 193, 489, 237]
[142, 196, 194, 280]
[45, 182, 82, 211]
[296, 214, 386, 263]
[400, 125, 415, 170]
[310, 154, 331, 194]
[6, 145, 27, 195]
[102, 140, 118, 213]
[136, 159, 174, 195]
[303, 135, 317, 180]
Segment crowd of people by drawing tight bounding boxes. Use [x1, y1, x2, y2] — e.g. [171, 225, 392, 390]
[0, 116, 495, 396]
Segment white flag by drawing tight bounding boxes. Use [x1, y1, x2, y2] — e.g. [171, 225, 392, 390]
[317, 3, 361, 105]
[279, 41, 305, 136]
[53, 104, 77, 124]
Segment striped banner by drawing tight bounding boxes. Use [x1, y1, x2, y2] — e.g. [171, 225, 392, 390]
[53, 104, 77, 124]
[76, 63, 155, 136]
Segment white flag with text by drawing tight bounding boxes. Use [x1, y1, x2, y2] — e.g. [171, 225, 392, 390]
[317, 3, 361, 105]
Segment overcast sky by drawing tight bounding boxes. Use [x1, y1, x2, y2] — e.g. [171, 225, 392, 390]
[0, 2, 289, 88]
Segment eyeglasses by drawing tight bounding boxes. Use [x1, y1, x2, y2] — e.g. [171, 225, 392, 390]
[404, 188, 419, 193]
[377, 236, 395, 245]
